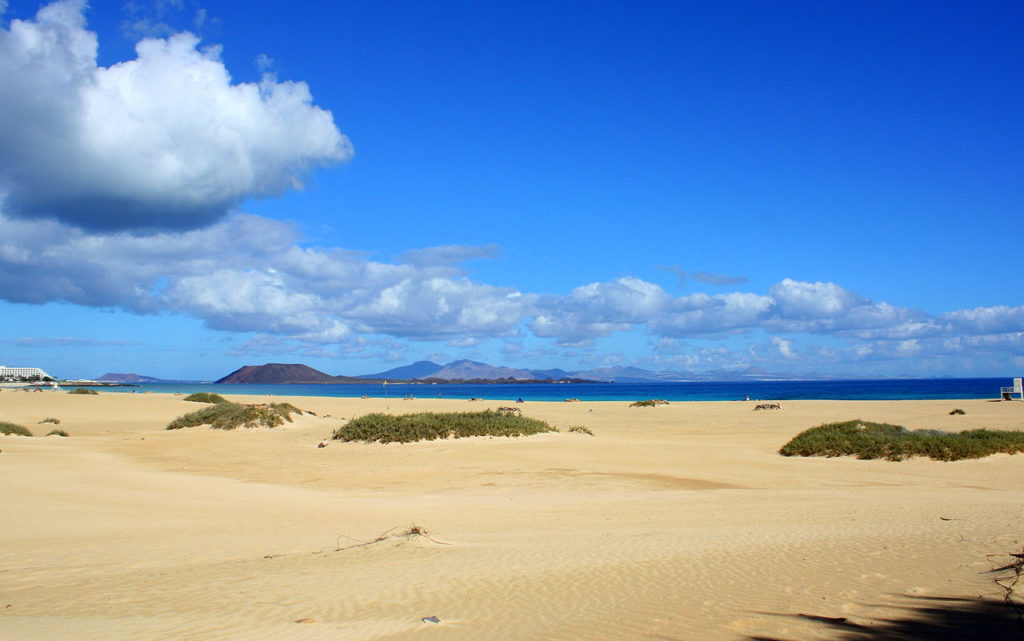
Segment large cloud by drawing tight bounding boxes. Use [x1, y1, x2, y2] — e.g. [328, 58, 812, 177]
[530, 277, 669, 340]
[0, 1, 350, 230]
[0, 210, 529, 340]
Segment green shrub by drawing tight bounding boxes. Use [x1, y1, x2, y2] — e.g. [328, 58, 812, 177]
[166, 402, 302, 430]
[780, 419, 1024, 461]
[183, 392, 229, 404]
[332, 410, 556, 444]
[949, 408, 966, 415]
[39, 417, 61, 424]
[568, 425, 594, 436]
[0, 421, 33, 437]
[629, 399, 669, 407]
[46, 429, 69, 437]
[68, 387, 99, 395]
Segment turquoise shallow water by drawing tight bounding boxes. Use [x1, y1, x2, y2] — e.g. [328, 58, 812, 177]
[82, 377, 1013, 402]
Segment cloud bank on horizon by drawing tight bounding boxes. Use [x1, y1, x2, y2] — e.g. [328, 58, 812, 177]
[0, 1, 1021, 378]
[2, 206, 1022, 375]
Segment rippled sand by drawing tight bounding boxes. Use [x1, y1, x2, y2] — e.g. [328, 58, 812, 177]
[2, 391, 1022, 640]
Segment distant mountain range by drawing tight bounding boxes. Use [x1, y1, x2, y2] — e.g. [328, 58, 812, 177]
[357, 360, 446, 380]
[359, 359, 797, 382]
[358, 359, 573, 381]
[210, 360, 813, 385]
[214, 361, 586, 384]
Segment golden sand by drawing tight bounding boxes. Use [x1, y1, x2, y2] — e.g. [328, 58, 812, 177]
[1, 391, 1022, 640]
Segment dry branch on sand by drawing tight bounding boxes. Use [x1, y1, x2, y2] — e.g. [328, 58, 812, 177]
[263, 525, 449, 560]
[989, 547, 1024, 609]
[334, 525, 449, 551]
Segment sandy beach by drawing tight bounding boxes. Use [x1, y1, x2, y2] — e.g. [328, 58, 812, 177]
[1, 391, 1022, 640]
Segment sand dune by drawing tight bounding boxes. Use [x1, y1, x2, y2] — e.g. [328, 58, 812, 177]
[1, 391, 1022, 640]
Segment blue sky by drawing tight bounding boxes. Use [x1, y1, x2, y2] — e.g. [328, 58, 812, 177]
[0, 0, 1021, 380]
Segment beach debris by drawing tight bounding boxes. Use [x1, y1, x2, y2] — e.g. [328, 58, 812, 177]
[317, 440, 328, 448]
[754, 402, 782, 410]
[949, 408, 966, 415]
[797, 613, 848, 624]
[421, 616, 441, 624]
[988, 547, 1024, 606]
[294, 618, 316, 624]
[335, 524, 449, 552]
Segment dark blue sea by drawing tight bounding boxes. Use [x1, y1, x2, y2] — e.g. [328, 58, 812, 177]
[89, 378, 1014, 402]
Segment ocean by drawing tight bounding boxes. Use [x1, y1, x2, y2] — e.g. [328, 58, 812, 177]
[87, 377, 1014, 402]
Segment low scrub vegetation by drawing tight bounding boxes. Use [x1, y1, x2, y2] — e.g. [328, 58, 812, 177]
[38, 417, 61, 424]
[568, 425, 594, 436]
[166, 402, 302, 430]
[949, 408, 966, 415]
[629, 399, 669, 407]
[332, 410, 556, 444]
[46, 429, 69, 437]
[0, 421, 33, 436]
[183, 392, 229, 404]
[68, 387, 99, 395]
[780, 419, 1024, 461]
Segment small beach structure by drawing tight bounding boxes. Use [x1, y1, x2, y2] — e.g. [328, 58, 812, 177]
[1000, 377, 1023, 400]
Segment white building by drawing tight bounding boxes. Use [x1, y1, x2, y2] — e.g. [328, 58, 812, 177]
[0, 365, 54, 380]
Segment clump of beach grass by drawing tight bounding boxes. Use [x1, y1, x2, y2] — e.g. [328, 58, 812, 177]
[949, 408, 966, 415]
[568, 425, 594, 436]
[780, 419, 1024, 461]
[332, 410, 556, 444]
[166, 402, 303, 430]
[182, 392, 229, 404]
[629, 399, 669, 407]
[38, 417, 61, 424]
[46, 429, 69, 437]
[0, 421, 33, 437]
[68, 387, 99, 395]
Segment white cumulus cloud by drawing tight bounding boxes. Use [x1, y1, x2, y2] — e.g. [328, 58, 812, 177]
[0, 0, 351, 230]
